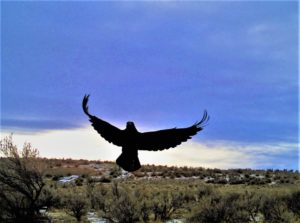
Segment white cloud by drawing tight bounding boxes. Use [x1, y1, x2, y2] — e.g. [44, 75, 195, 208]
[139, 142, 256, 169]
[1, 127, 120, 161]
[1, 126, 298, 170]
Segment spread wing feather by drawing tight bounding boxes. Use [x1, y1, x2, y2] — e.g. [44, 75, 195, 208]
[82, 95, 124, 147]
[138, 111, 209, 151]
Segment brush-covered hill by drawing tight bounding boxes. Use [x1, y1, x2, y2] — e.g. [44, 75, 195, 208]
[42, 158, 299, 186]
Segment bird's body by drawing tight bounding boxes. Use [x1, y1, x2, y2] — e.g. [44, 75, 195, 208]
[82, 95, 209, 171]
[117, 122, 142, 171]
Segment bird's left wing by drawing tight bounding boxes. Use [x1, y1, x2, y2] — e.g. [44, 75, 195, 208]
[137, 111, 209, 151]
[82, 95, 124, 147]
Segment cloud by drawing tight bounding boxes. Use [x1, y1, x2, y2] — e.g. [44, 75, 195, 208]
[1, 126, 298, 170]
[139, 142, 255, 169]
[1, 118, 82, 131]
[1, 126, 120, 160]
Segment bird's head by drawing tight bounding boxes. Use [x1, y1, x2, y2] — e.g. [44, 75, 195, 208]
[126, 121, 137, 132]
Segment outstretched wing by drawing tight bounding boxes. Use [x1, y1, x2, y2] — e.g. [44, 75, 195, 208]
[137, 111, 209, 151]
[82, 95, 124, 147]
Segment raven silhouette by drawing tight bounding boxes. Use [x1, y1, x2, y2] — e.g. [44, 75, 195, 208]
[82, 95, 209, 172]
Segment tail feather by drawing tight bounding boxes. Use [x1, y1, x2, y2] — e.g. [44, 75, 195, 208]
[116, 152, 141, 172]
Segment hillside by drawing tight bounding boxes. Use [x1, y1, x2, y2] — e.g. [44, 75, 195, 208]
[1, 155, 299, 223]
[43, 158, 299, 186]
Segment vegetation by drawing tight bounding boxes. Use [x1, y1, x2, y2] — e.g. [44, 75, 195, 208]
[0, 135, 299, 222]
[0, 135, 56, 222]
[63, 188, 89, 221]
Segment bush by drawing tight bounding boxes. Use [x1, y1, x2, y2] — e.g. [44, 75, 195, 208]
[111, 192, 140, 223]
[90, 182, 140, 222]
[240, 191, 262, 222]
[99, 176, 111, 183]
[0, 135, 55, 222]
[75, 177, 84, 186]
[189, 192, 250, 223]
[63, 188, 89, 222]
[261, 193, 298, 223]
[52, 175, 62, 181]
[110, 165, 121, 178]
[152, 192, 184, 221]
[286, 191, 300, 217]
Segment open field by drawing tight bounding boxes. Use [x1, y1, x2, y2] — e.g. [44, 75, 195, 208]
[2, 156, 299, 223]
[0, 134, 299, 223]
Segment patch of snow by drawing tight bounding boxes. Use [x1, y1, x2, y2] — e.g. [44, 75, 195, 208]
[165, 219, 185, 223]
[87, 212, 108, 223]
[58, 175, 79, 183]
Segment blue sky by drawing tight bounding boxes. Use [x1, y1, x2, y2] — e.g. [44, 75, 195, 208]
[1, 1, 299, 170]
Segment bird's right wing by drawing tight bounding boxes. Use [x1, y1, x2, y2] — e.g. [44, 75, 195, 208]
[82, 95, 124, 147]
[138, 111, 209, 151]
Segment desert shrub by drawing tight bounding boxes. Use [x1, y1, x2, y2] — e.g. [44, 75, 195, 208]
[63, 188, 89, 222]
[181, 189, 197, 203]
[89, 181, 189, 222]
[152, 191, 184, 221]
[261, 193, 299, 223]
[286, 190, 300, 217]
[88, 183, 110, 213]
[111, 191, 140, 223]
[109, 183, 141, 222]
[99, 176, 111, 183]
[188, 192, 250, 223]
[52, 175, 62, 181]
[0, 135, 55, 222]
[240, 191, 262, 222]
[215, 178, 228, 184]
[75, 177, 84, 186]
[229, 178, 244, 185]
[188, 195, 225, 223]
[139, 201, 151, 222]
[45, 173, 52, 178]
[110, 165, 121, 178]
[90, 182, 141, 222]
[197, 184, 213, 200]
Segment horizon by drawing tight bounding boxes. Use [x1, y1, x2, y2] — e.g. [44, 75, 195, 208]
[1, 1, 299, 170]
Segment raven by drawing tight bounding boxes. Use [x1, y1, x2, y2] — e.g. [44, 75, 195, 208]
[82, 95, 209, 172]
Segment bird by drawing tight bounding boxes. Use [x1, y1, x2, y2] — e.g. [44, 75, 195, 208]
[82, 94, 209, 172]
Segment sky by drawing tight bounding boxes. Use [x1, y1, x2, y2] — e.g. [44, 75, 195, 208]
[1, 1, 299, 170]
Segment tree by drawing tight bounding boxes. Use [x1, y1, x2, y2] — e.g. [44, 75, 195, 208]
[0, 134, 54, 222]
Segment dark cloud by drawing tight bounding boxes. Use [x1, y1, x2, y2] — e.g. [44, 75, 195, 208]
[1, 118, 82, 131]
